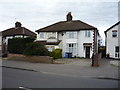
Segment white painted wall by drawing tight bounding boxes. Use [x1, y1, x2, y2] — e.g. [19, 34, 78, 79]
[106, 25, 119, 59]
[36, 30, 97, 58]
[61, 32, 66, 57]
[77, 30, 93, 58]
[60, 30, 94, 58]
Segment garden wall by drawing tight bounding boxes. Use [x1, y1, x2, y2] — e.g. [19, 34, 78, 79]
[7, 54, 53, 64]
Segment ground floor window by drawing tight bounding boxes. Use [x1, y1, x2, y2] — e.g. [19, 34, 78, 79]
[115, 46, 120, 58]
[66, 43, 77, 57]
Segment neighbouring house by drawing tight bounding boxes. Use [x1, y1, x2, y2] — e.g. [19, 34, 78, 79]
[36, 12, 100, 58]
[2, 22, 36, 55]
[104, 21, 120, 59]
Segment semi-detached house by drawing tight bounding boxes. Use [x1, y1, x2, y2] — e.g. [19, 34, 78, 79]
[36, 12, 100, 58]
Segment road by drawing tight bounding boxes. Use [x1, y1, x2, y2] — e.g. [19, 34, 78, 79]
[2, 67, 119, 88]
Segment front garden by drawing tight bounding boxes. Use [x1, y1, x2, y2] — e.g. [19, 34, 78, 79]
[7, 37, 62, 63]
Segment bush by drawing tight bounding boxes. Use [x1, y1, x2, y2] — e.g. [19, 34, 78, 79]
[23, 42, 49, 56]
[50, 49, 62, 59]
[8, 36, 35, 54]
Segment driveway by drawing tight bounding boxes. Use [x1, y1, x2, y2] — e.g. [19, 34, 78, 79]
[54, 58, 91, 66]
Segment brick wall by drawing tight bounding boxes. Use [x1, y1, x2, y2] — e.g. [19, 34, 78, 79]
[7, 54, 53, 63]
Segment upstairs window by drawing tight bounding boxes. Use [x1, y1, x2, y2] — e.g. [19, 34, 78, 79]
[112, 30, 117, 37]
[66, 32, 77, 39]
[40, 32, 44, 39]
[85, 31, 91, 37]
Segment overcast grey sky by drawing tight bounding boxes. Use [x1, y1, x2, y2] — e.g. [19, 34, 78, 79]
[0, 0, 119, 45]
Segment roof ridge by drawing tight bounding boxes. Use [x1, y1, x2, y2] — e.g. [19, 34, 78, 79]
[35, 20, 97, 32]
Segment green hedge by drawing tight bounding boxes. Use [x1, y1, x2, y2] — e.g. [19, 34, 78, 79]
[8, 36, 35, 54]
[50, 49, 62, 59]
[23, 42, 49, 56]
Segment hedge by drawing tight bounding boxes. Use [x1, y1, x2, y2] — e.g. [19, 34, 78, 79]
[23, 42, 49, 56]
[8, 36, 35, 54]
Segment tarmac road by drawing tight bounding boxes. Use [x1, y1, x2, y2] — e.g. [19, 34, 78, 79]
[2, 67, 119, 88]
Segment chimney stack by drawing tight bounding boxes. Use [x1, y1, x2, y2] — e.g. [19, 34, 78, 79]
[15, 22, 22, 28]
[66, 12, 72, 22]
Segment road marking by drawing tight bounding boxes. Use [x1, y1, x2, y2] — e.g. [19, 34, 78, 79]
[19, 86, 32, 90]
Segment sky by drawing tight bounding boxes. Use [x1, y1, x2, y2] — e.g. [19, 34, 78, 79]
[0, 0, 119, 45]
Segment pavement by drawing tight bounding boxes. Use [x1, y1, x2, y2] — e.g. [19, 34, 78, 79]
[1, 58, 119, 80]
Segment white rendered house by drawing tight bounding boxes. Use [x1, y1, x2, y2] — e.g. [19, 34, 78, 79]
[105, 21, 120, 59]
[36, 12, 100, 58]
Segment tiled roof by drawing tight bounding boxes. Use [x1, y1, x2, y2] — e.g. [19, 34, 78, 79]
[36, 20, 97, 32]
[2, 27, 36, 37]
[105, 21, 120, 34]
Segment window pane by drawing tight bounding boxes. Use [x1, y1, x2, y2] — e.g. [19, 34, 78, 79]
[85, 31, 87, 37]
[40, 32, 44, 39]
[67, 32, 77, 39]
[69, 44, 71, 47]
[112, 32, 117, 37]
[85, 31, 91, 37]
[115, 54, 117, 57]
[71, 44, 73, 47]
[115, 46, 119, 52]
[67, 43, 77, 54]
[88, 31, 90, 37]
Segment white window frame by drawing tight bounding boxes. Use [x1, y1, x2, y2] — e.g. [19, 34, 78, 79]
[66, 43, 77, 55]
[66, 32, 77, 39]
[112, 30, 117, 37]
[40, 32, 44, 39]
[85, 30, 91, 37]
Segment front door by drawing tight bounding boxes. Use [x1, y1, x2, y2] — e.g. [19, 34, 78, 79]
[85, 46, 90, 58]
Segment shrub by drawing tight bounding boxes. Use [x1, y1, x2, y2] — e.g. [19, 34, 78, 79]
[50, 49, 62, 59]
[23, 42, 49, 56]
[8, 36, 35, 54]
